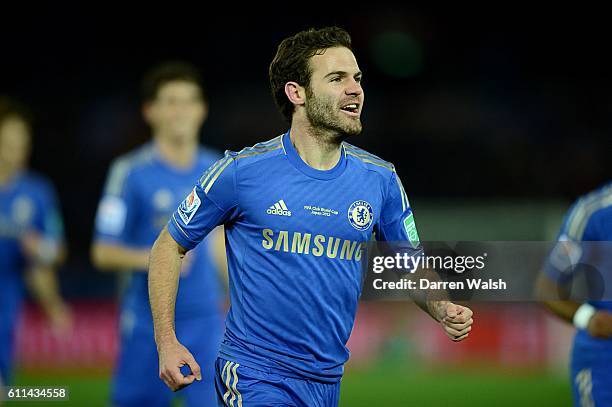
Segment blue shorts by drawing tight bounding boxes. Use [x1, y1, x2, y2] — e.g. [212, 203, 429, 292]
[570, 331, 612, 406]
[111, 310, 223, 407]
[214, 357, 341, 407]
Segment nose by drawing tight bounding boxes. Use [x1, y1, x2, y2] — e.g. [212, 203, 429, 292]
[345, 78, 363, 97]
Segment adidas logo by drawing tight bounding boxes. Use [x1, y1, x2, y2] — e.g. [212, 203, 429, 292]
[267, 199, 292, 217]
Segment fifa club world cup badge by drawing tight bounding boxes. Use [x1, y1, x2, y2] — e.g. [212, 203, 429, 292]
[348, 200, 374, 231]
[178, 187, 201, 225]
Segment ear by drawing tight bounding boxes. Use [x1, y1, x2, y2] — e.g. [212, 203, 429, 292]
[142, 102, 154, 125]
[284, 81, 306, 108]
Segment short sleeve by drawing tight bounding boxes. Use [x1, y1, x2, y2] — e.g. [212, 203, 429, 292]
[94, 158, 139, 244]
[167, 154, 239, 250]
[375, 170, 423, 257]
[544, 199, 599, 283]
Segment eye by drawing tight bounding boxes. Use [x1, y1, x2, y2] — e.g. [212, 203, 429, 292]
[330, 77, 342, 82]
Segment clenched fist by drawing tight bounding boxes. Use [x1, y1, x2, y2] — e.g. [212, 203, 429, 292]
[157, 338, 202, 392]
[433, 302, 474, 342]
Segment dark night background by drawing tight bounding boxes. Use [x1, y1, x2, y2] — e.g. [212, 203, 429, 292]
[2, 8, 611, 297]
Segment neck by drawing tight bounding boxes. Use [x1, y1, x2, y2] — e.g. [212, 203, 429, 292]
[154, 133, 198, 169]
[289, 117, 343, 171]
[0, 162, 18, 186]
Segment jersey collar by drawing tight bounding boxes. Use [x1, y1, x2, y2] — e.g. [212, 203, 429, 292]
[282, 129, 347, 181]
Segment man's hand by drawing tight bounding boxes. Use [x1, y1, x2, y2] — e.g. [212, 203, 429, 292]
[586, 310, 612, 339]
[431, 302, 473, 342]
[157, 339, 202, 392]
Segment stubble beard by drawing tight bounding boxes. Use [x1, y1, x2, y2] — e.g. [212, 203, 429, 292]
[304, 87, 362, 147]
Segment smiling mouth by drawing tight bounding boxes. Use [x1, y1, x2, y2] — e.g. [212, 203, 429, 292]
[340, 103, 360, 116]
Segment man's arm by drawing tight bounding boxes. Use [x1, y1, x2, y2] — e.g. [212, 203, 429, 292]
[92, 224, 226, 274]
[150, 154, 238, 391]
[537, 273, 612, 339]
[91, 242, 149, 271]
[377, 169, 473, 341]
[148, 226, 201, 391]
[21, 186, 71, 336]
[25, 265, 72, 335]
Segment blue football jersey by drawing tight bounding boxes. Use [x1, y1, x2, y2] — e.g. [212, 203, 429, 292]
[544, 182, 612, 312]
[544, 181, 612, 358]
[0, 172, 64, 331]
[167, 130, 422, 382]
[94, 143, 223, 319]
[544, 183, 612, 405]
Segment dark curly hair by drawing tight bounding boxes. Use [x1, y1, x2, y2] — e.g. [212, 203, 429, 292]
[269, 27, 352, 122]
[0, 97, 32, 129]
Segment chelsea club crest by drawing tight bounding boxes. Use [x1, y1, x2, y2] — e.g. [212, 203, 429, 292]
[348, 200, 374, 231]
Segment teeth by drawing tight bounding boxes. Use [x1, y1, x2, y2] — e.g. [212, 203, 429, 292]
[343, 104, 358, 109]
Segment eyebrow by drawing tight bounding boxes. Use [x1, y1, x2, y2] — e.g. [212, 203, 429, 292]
[324, 70, 363, 78]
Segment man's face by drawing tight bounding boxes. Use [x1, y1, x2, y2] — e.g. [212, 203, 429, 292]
[304, 46, 364, 138]
[144, 80, 207, 143]
[0, 116, 31, 171]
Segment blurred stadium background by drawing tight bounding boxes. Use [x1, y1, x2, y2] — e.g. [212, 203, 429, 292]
[3, 7, 611, 406]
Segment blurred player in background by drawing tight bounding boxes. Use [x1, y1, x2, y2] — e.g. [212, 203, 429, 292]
[91, 62, 227, 407]
[539, 183, 612, 406]
[149, 27, 473, 406]
[0, 97, 70, 388]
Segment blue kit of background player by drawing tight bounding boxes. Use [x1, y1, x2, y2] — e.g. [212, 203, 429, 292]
[0, 174, 64, 383]
[92, 62, 227, 407]
[542, 182, 612, 406]
[0, 97, 69, 386]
